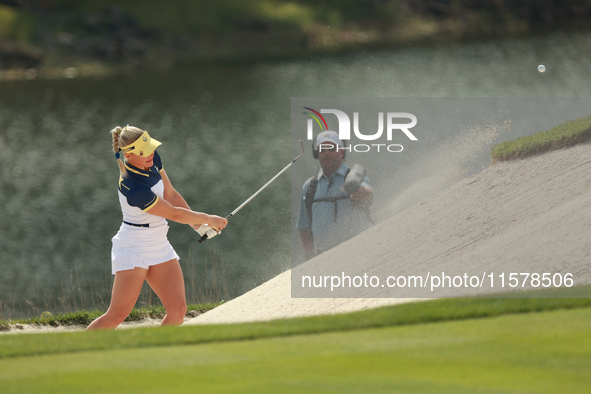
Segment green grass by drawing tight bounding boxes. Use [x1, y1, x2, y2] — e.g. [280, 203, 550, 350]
[51, 0, 403, 33]
[1, 291, 591, 358]
[52, 0, 318, 34]
[0, 5, 35, 43]
[492, 114, 591, 162]
[1, 296, 590, 392]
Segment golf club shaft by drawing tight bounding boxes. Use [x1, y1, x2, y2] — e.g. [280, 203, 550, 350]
[198, 140, 304, 243]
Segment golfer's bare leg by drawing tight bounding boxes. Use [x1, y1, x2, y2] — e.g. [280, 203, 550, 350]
[86, 268, 147, 330]
[146, 259, 187, 326]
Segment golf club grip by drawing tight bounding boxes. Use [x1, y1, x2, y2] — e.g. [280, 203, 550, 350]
[198, 215, 231, 244]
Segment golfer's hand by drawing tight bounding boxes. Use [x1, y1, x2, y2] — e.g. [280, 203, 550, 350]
[207, 215, 228, 232]
[195, 224, 220, 239]
[193, 216, 227, 240]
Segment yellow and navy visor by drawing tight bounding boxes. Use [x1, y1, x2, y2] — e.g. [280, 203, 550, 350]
[120, 131, 161, 157]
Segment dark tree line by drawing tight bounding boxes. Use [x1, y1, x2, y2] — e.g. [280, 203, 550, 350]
[403, 0, 591, 25]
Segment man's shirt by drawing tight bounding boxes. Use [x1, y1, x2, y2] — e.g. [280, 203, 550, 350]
[296, 163, 372, 253]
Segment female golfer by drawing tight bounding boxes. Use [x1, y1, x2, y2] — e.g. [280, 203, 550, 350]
[87, 125, 227, 330]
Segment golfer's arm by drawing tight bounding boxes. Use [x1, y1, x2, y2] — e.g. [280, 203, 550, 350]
[160, 169, 191, 210]
[147, 198, 210, 225]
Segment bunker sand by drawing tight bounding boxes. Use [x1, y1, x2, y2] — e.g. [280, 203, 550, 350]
[188, 142, 591, 325]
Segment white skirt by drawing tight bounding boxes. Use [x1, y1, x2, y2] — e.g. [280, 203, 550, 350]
[111, 222, 180, 274]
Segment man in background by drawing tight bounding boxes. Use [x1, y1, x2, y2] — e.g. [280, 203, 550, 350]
[296, 131, 373, 260]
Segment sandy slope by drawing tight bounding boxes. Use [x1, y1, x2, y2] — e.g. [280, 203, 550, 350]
[0, 314, 217, 335]
[187, 142, 591, 325]
[0, 317, 188, 335]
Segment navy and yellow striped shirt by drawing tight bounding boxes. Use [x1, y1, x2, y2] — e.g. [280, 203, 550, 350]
[117, 151, 166, 226]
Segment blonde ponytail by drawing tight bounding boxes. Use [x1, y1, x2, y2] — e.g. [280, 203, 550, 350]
[111, 126, 127, 178]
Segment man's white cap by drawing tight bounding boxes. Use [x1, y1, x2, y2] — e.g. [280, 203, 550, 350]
[314, 130, 344, 149]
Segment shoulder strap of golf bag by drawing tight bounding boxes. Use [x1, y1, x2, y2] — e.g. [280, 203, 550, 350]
[305, 175, 319, 226]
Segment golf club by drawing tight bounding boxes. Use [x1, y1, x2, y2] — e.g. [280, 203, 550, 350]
[198, 140, 305, 243]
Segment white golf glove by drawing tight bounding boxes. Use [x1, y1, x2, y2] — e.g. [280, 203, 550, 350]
[195, 224, 220, 239]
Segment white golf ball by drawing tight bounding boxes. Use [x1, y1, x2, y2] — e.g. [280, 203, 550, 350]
[538, 64, 546, 73]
